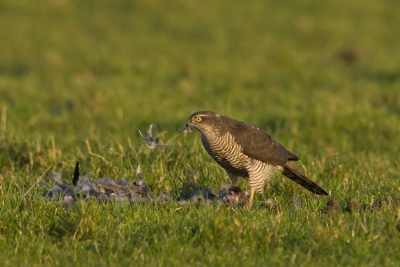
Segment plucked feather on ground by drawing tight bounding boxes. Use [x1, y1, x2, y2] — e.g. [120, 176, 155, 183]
[139, 124, 169, 149]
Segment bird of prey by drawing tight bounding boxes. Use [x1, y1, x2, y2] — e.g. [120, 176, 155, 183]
[180, 111, 328, 206]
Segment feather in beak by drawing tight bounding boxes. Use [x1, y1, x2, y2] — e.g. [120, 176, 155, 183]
[179, 123, 192, 134]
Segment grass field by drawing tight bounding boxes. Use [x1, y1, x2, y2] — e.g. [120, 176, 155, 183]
[1, 0, 400, 266]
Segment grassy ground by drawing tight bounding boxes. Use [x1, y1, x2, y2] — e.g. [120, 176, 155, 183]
[1, 0, 400, 266]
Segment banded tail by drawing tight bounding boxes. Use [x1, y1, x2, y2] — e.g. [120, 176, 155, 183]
[282, 162, 328, 195]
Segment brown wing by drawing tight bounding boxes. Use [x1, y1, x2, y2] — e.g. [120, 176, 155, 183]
[230, 122, 298, 166]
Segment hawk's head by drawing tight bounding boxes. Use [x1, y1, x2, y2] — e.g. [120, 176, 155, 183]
[179, 111, 221, 135]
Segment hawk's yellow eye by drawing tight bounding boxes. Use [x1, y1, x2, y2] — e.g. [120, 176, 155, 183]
[195, 116, 202, 123]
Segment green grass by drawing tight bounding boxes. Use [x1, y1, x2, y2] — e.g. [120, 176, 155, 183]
[1, 0, 400, 266]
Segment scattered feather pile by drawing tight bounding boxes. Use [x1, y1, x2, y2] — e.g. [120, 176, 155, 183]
[43, 164, 400, 212]
[43, 162, 278, 208]
[44, 162, 153, 205]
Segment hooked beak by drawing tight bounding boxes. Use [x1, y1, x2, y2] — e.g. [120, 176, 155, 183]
[179, 122, 192, 134]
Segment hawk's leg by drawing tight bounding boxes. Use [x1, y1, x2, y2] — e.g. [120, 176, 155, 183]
[228, 173, 240, 186]
[249, 187, 255, 207]
[246, 162, 275, 207]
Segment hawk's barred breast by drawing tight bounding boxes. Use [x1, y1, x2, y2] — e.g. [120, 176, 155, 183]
[201, 132, 275, 193]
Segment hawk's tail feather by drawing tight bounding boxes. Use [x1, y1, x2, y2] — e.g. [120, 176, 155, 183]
[283, 163, 328, 195]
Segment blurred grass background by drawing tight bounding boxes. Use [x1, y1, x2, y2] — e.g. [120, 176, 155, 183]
[0, 0, 400, 266]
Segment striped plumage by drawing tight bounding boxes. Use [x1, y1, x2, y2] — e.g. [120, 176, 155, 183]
[182, 111, 328, 205]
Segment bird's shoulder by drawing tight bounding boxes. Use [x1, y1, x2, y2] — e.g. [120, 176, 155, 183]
[229, 121, 272, 142]
[229, 121, 297, 166]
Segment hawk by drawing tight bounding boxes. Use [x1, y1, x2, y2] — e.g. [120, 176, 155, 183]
[180, 111, 328, 206]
